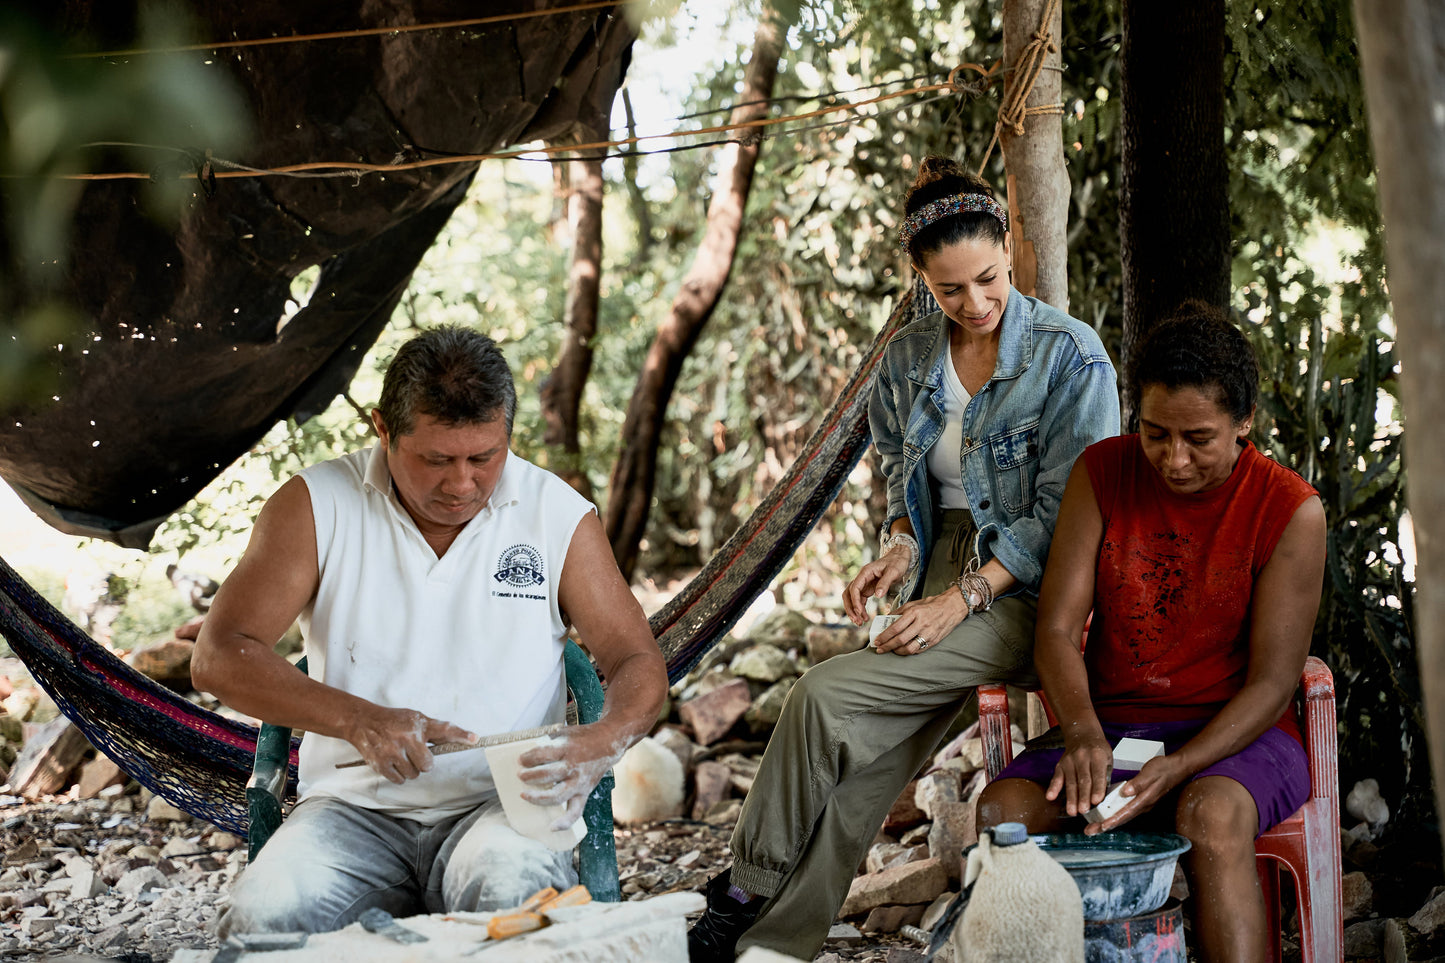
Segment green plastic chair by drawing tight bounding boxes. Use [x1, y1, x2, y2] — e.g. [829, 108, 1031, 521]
[245, 639, 620, 901]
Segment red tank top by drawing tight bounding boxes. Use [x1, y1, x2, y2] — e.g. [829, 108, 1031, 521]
[1082, 435, 1317, 742]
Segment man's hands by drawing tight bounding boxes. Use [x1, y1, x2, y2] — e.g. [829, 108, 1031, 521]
[516, 722, 628, 830]
[349, 707, 476, 785]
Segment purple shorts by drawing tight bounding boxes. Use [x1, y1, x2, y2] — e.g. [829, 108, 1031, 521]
[995, 718, 1310, 836]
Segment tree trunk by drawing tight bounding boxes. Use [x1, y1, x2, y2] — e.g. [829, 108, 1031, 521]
[603, 7, 784, 579]
[999, 0, 1069, 311]
[620, 88, 655, 258]
[1119, 0, 1228, 424]
[1352, 0, 1445, 865]
[541, 139, 605, 501]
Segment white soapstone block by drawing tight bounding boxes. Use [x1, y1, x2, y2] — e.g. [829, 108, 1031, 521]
[1083, 781, 1131, 824]
[869, 614, 899, 646]
[485, 737, 588, 851]
[1111, 738, 1165, 772]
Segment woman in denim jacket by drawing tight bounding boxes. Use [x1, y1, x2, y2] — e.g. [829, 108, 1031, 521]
[688, 157, 1120, 962]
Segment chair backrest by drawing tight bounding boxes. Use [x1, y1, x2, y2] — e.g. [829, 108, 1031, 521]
[1297, 656, 1337, 808]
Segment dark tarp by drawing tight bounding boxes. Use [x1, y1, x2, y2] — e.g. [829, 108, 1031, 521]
[0, 1, 633, 547]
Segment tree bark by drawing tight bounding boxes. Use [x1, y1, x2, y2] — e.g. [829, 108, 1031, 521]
[999, 0, 1070, 311]
[541, 139, 605, 501]
[1352, 0, 1445, 864]
[620, 88, 655, 258]
[1119, 0, 1229, 424]
[603, 7, 784, 579]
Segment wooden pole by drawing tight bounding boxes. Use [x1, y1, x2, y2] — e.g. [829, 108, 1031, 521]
[998, 0, 1069, 311]
[1352, 0, 1445, 862]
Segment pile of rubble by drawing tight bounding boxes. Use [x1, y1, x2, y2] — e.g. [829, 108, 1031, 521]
[0, 790, 243, 959]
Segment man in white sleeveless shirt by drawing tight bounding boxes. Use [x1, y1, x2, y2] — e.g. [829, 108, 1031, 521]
[192, 326, 667, 935]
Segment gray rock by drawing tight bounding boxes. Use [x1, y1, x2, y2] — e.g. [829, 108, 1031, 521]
[805, 624, 868, 664]
[746, 609, 812, 649]
[650, 726, 699, 773]
[914, 770, 962, 820]
[1343, 919, 1385, 958]
[1408, 887, 1445, 935]
[145, 796, 190, 823]
[744, 678, 796, 731]
[927, 801, 977, 880]
[704, 799, 743, 826]
[1345, 778, 1389, 828]
[1342, 870, 1373, 922]
[730, 646, 797, 684]
[867, 842, 920, 875]
[114, 867, 168, 897]
[161, 837, 205, 858]
[67, 865, 106, 900]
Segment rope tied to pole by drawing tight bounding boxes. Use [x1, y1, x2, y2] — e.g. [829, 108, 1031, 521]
[977, 0, 1066, 176]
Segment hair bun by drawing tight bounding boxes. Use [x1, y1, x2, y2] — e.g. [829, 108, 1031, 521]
[909, 154, 992, 199]
[912, 155, 968, 190]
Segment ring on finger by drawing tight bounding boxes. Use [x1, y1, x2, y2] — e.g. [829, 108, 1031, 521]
[913, 636, 928, 649]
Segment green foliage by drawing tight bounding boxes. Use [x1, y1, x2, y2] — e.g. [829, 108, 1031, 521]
[1220, 0, 1422, 817]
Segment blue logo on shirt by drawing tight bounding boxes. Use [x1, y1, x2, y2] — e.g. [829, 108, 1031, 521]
[494, 544, 545, 588]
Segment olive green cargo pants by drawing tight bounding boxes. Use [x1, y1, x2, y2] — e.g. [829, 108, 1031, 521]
[729, 510, 1039, 960]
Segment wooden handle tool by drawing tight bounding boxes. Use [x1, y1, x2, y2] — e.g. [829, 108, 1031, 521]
[334, 723, 565, 769]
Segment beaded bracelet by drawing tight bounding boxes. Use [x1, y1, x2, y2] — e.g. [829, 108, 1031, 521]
[955, 571, 995, 613]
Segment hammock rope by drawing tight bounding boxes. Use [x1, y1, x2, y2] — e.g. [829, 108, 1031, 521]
[0, 281, 938, 831]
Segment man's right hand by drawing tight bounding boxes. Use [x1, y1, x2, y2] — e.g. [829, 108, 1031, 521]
[348, 707, 476, 785]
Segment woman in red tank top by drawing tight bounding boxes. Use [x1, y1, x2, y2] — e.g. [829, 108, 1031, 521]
[978, 301, 1326, 963]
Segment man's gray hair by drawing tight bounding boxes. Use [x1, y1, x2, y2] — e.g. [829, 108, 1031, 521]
[375, 326, 516, 442]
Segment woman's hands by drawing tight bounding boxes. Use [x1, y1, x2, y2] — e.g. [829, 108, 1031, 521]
[1045, 729, 1112, 818]
[1046, 731, 1192, 834]
[1083, 754, 1190, 834]
[843, 546, 914, 624]
[870, 586, 971, 655]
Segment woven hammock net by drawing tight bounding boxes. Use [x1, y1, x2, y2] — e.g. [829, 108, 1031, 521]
[0, 283, 938, 837]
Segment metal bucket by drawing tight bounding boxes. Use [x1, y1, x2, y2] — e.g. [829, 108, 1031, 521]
[1083, 898, 1186, 963]
[1033, 833, 1191, 921]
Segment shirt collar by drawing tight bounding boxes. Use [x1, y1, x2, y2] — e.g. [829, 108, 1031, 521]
[363, 441, 391, 496]
[907, 287, 1033, 387]
[361, 440, 522, 514]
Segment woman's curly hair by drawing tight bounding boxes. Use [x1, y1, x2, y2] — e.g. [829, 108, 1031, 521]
[1126, 299, 1258, 426]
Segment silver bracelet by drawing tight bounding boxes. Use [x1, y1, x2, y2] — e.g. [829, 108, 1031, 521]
[880, 530, 920, 574]
[955, 570, 994, 613]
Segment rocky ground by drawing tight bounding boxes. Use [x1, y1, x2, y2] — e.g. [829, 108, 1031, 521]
[0, 787, 924, 962]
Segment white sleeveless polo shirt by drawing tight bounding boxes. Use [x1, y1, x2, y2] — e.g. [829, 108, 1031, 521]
[294, 442, 594, 823]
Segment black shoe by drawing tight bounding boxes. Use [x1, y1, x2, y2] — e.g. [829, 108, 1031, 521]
[687, 869, 763, 963]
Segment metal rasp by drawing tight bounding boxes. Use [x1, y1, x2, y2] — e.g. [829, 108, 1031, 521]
[358, 907, 428, 944]
[335, 723, 565, 769]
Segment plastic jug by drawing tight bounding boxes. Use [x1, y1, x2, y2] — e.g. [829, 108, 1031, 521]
[954, 822, 1084, 963]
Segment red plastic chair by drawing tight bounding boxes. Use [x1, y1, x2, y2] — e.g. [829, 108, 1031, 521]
[977, 656, 1341, 963]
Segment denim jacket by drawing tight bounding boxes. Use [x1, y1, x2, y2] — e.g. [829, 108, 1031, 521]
[871, 288, 1120, 600]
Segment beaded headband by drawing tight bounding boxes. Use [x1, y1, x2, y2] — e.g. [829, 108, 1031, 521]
[897, 193, 1009, 252]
